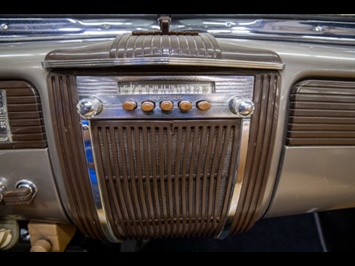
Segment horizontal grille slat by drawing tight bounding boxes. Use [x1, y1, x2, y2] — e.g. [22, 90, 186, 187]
[290, 101, 355, 110]
[291, 94, 355, 103]
[289, 116, 355, 124]
[91, 119, 239, 239]
[7, 96, 40, 104]
[287, 80, 355, 146]
[288, 130, 355, 138]
[288, 123, 355, 131]
[0, 80, 47, 149]
[291, 109, 355, 117]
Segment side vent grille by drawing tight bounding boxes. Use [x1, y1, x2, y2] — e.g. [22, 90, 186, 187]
[0, 80, 47, 149]
[287, 80, 355, 146]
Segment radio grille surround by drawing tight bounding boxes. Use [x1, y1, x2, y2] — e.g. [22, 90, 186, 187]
[48, 69, 281, 241]
[91, 120, 240, 239]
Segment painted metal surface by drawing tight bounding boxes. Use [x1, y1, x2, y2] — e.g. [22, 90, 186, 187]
[0, 149, 69, 222]
[0, 16, 354, 225]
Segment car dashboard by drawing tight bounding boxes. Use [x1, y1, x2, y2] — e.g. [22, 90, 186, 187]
[0, 14, 354, 252]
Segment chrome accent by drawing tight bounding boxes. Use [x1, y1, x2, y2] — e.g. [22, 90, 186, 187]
[42, 57, 284, 70]
[0, 178, 7, 194]
[76, 97, 103, 119]
[0, 149, 70, 222]
[218, 118, 250, 239]
[15, 179, 37, 199]
[1, 17, 354, 46]
[229, 98, 255, 116]
[77, 75, 254, 96]
[76, 75, 255, 119]
[0, 24, 8, 30]
[81, 120, 120, 243]
[0, 90, 12, 142]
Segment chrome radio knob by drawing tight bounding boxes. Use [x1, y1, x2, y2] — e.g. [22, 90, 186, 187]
[76, 97, 103, 119]
[229, 98, 254, 116]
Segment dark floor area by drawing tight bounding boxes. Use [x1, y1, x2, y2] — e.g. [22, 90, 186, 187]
[3, 208, 355, 252]
[66, 212, 324, 252]
[139, 213, 323, 252]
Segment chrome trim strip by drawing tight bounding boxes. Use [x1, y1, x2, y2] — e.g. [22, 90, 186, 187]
[81, 120, 120, 243]
[218, 118, 250, 239]
[76, 74, 255, 119]
[0, 90, 12, 142]
[1, 17, 354, 45]
[42, 57, 285, 70]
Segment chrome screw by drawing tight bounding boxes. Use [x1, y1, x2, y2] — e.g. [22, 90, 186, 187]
[0, 24, 8, 30]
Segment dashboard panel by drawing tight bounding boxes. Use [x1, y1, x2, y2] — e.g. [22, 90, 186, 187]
[0, 14, 354, 251]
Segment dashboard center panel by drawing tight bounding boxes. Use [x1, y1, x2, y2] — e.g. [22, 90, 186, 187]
[48, 68, 280, 241]
[2, 14, 355, 252]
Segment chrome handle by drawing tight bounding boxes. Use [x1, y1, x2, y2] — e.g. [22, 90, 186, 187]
[0, 180, 37, 206]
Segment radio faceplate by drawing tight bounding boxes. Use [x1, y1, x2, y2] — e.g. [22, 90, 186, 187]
[76, 75, 255, 119]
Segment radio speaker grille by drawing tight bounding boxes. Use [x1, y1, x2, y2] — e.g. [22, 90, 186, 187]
[91, 119, 240, 239]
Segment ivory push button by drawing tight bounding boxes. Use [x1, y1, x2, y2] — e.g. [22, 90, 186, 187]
[178, 101, 192, 111]
[160, 101, 174, 112]
[122, 100, 137, 111]
[141, 100, 155, 112]
[196, 100, 211, 111]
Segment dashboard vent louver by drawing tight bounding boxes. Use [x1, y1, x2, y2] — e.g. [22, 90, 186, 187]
[0, 81, 47, 149]
[287, 80, 355, 146]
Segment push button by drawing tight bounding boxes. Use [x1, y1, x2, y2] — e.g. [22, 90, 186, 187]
[122, 100, 137, 111]
[141, 101, 155, 112]
[196, 100, 211, 111]
[160, 101, 174, 112]
[178, 101, 192, 111]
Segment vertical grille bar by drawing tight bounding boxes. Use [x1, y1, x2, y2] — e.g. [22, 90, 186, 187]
[229, 73, 280, 235]
[91, 119, 240, 239]
[48, 73, 106, 240]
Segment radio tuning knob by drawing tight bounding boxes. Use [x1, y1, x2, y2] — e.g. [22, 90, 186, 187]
[76, 97, 103, 119]
[229, 98, 254, 116]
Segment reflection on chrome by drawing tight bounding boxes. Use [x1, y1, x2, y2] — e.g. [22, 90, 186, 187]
[0, 17, 354, 45]
[81, 120, 120, 243]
